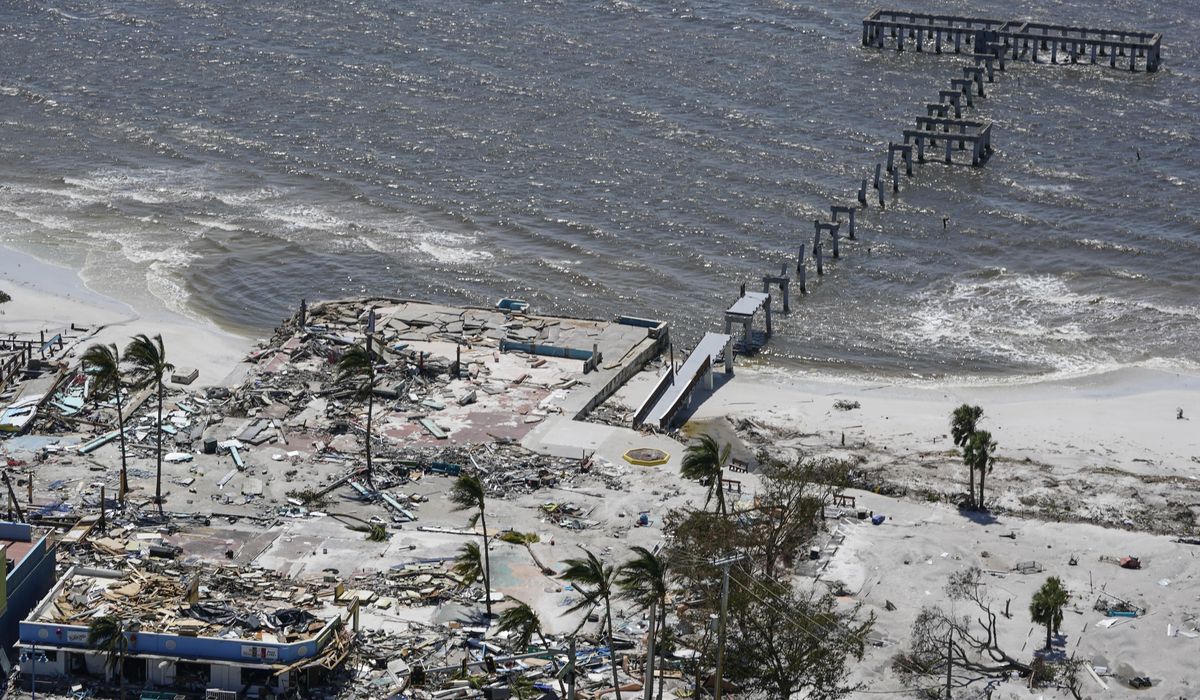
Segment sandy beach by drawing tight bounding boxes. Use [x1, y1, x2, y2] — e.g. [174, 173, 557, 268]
[1, 245, 253, 387]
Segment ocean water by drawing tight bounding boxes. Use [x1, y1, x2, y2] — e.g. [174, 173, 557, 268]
[1, 0, 1197, 381]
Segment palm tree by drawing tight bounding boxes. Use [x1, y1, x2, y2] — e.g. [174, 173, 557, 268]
[963, 430, 997, 509]
[950, 404, 984, 507]
[82, 343, 129, 505]
[453, 541, 485, 591]
[497, 599, 568, 697]
[450, 474, 493, 619]
[562, 548, 622, 700]
[681, 434, 731, 516]
[617, 546, 671, 700]
[337, 343, 378, 489]
[1030, 576, 1068, 651]
[497, 599, 545, 651]
[125, 334, 173, 514]
[87, 615, 128, 699]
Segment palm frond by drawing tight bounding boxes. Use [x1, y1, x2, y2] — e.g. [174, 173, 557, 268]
[561, 548, 614, 614]
[617, 545, 669, 609]
[450, 474, 486, 512]
[81, 343, 122, 397]
[86, 615, 127, 671]
[950, 404, 983, 447]
[337, 344, 375, 379]
[453, 541, 484, 584]
[496, 600, 542, 650]
[124, 333, 173, 387]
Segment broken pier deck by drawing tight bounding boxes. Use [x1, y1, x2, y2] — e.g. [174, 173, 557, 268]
[863, 9, 1162, 72]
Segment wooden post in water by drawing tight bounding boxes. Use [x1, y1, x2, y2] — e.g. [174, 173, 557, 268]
[813, 225, 824, 276]
[796, 244, 807, 293]
[831, 206, 856, 239]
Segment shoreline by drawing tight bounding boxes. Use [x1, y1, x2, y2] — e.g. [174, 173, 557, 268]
[1, 244, 254, 388]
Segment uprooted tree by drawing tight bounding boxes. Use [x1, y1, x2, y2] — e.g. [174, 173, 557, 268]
[892, 567, 1030, 696]
[892, 566, 1082, 698]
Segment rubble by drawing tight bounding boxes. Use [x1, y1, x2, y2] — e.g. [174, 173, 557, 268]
[1, 298, 685, 700]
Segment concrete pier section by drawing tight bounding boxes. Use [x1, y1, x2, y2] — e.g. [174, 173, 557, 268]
[862, 9, 1163, 73]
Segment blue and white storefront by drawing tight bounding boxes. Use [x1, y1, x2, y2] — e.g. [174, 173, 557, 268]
[18, 567, 351, 697]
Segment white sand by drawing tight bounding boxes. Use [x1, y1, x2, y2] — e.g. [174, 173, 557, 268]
[675, 365, 1200, 532]
[1, 246, 252, 387]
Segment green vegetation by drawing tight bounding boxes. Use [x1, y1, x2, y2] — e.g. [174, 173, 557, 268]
[680, 432, 731, 516]
[450, 474, 492, 618]
[1030, 576, 1069, 651]
[497, 530, 540, 545]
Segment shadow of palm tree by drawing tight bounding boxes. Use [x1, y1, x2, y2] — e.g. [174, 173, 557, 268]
[957, 504, 999, 525]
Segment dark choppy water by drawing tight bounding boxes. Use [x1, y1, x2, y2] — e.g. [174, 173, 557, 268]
[1, 0, 1198, 381]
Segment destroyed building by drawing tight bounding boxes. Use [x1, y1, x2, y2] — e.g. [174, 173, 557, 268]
[0, 521, 56, 664]
[17, 564, 357, 696]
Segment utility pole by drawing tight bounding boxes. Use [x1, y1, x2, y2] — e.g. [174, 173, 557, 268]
[712, 554, 744, 700]
[567, 636, 577, 700]
[945, 630, 953, 699]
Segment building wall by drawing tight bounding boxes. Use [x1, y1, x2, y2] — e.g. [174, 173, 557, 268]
[1, 534, 56, 662]
[26, 649, 292, 693]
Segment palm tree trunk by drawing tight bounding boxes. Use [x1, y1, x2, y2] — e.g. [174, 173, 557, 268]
[116, 387, 127, 505]
[365, 383, 375, 489]
[967, 460, 976, 508]
[155, 378, 164, 514]
[118, 643, 126, 700]
[716, 467, 726, 517]
[480, 508, 493, 619]
[605, 596, 622, 700]
[656, 601, 667, 700]
[978, 462, 986, 510]
[643, 599, 657, 700]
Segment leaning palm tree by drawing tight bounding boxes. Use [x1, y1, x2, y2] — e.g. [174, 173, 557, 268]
[337, 343, 378, 489]
[450, 474, 493, 619]
[87, 615, 128, 699]
[82, 343, 129, 505]
[963, 429, 997, 510]
[562, 548, 622, 700]
[950, 404, 984, 507]
[1030, 576, 1068, 651]
[680, 434, 731, 516]
[125, 334, 173, 514]
[617, 546, 671, 700]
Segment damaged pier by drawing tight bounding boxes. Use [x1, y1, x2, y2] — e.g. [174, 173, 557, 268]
[862, 9, 1163, 73]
